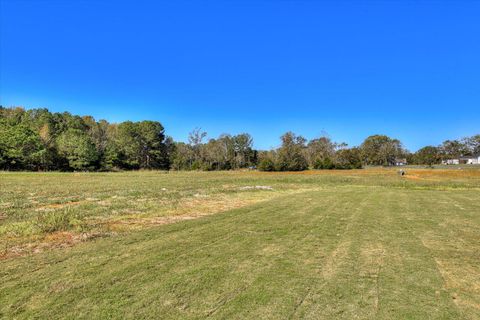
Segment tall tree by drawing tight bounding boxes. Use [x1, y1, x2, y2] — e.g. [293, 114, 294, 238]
[56, 129, 98, 171]
[335, 147, 363, 169]
[440, 139, 469, 159]
[170, 142, 194, 170]
[306, 136, 336, 169]
[413, 146, 441, 165]
[188, 128, 207, 166]
[464, 135, 480, 155]
[360, 135, 404, 166]
[257, 151, 276, 171]
[0, 119, 45, 170]
[116, 121, 168, 169]
[233, 133, 254, 168]
[276, 132, 308, 171]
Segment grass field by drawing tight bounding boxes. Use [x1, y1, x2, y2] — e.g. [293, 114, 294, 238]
[1, 168, 480, 319]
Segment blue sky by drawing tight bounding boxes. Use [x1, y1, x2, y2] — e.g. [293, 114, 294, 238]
[1, 0, 479, 151]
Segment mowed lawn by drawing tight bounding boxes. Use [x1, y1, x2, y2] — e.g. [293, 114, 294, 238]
[1, 169, 480, 319]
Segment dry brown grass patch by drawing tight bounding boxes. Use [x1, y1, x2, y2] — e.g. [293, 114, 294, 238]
[1, 231, 104, 260]
[35, 200, 84, 211]
[359, 243, 385, 312]
[322, 240, 351, 279]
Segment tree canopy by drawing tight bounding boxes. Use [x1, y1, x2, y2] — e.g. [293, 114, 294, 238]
[360, 135, 405, 166]
[1, 106, 478, 171]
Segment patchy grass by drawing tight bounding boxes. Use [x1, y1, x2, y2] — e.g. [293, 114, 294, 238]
[1, 168, 480, 318]
[0, 171, 304, 257]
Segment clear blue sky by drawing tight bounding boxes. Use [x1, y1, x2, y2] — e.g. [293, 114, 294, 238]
[1, 0, 479, 151]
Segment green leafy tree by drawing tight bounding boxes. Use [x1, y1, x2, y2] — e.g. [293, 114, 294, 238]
[440, 140, 469, 159]
[170, 142, 194, 170]
[57, 129, 98, 170]
[313, 157, 335, 169]
[413, 146, 441, 165]
[233, 133, 254, 168]
[464, 135, 480, 155]
[116, 121, 168, 169]
[257, 151, 276, 171]
[334, 147, 363, 169]
[0, 119, 45, 170]
[361, 135, 404, 166]
[0, 106, 25, 125]
[203, 138, 227, 170]
[307, 136, 336, 168]
[276, 132, 308, 171]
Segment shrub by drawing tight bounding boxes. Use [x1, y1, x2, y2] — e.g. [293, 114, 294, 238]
[258, 158, 275, 171]
[335, 148, 363, 169]
[313, 157, 335, 170]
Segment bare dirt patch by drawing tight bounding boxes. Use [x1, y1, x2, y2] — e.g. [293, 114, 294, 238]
[239, 186, 273, 190]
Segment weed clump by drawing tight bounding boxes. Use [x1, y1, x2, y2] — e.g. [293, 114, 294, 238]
[35, 207, 78, 233]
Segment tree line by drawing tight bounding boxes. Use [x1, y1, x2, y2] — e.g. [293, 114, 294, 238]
[0, 107, 478, 171]
[408, 137, 480, 166]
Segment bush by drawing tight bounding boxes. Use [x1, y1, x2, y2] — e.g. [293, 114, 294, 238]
[190, 160, 203, 171]
[334, 148, 363, 169]
[313, 157, 335, 170]
[258, 158, 275, 171]
[275, 154, 308, 171]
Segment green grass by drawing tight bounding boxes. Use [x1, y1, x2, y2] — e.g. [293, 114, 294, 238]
[1, 169, 480, 319]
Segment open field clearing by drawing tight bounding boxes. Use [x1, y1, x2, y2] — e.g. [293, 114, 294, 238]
[1, 168, 480, 319]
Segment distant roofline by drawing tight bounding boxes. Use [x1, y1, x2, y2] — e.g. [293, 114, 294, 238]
[458, 154, 480, 159]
